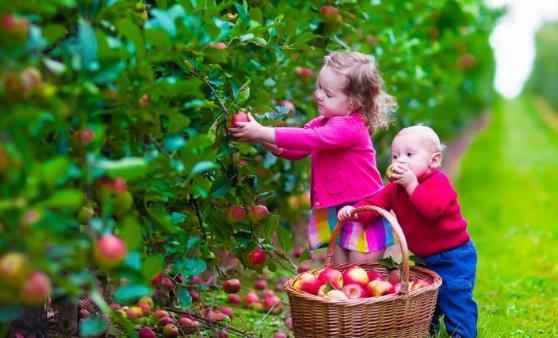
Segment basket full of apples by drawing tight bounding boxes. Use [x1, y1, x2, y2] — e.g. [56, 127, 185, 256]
[284, 206, 442, 338]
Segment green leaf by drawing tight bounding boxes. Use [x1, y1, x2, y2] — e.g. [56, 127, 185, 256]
[142, 255, 163, 280]
[42, 24, 66, 44]
[121, 216, 142, 251]
[80, 317, 107, 337]
[178, 287, 192, 308]
[277, 225, 293, 253]
[264, 215, 280, 239]
[175, 258, 207, 277]
[191, 161, 218, 175]
[113, 284, 151, 303]
[38, 157, 70, 190]
[115, 19, 145, 58]
[40, 189, 83, 209]
[210, 177, 232, 197]
[78, 20, 98, 71]
[95, 157, 149, 181]
[0, 305, 23, 323]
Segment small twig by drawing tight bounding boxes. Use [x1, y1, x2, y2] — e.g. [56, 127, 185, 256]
[189, 196, 208, 241]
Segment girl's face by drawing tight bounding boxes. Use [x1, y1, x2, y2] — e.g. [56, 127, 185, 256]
[391, 130, 440, 179]
[313, 66, 352, 118]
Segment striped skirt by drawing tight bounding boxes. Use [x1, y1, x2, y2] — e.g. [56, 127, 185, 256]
[308, 204, 394, 253]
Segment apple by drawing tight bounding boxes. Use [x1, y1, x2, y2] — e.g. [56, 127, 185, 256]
[109, 303, 121, 311]
[318, 268, 344, 289]
[138, 296, 154, 309]
[342, 283, 366, 299]
[223, 279, 241, 293]
[343, 265, 369, 287]
[297, 262, 311, 273]
[138, 327, 156, 338]
[162, 324, 179, 338]
[179, 316, 200, 334]
[411, 278, 432, 290]
[300, 191, 311, 208]
[190, 290, 201, 302]
[287, 195, 300, 210]
[138, 303, 150, 314]
[72, 129, 95, 147]
[248, 204, 269, 223]
[244, 292, 260, 307]
[95, 177, 133, 215]
[225, 205, 247, 223]
[158, 316, 175, 327]
[285, 317, 293, 331]
[0, 252, 30, 287]
[392, 282, 401, 294]
[209, 42, 227, 49]
[325, 289, 348, 300]
[320, 6, 342, 24]
[365, 280, 395, 297]
[124, 308, 138, 321]
[228, 294, 241, 304]
[262, 295, 282, 314]
[386, 163, 395, 181]
[274, 332, 288, 338]
[130, 306, 144, 317]
[458, 54, 476, 69]
[19, 271, 51, 306]
[247, 248, 266, 269]
[296, 67, 313, 78]
[229, 112, 250, 128]
[254, 279, 267, 290]
[388, 270, 400, 284]
[153, 309, 169, 320]
[220, 306, 234, 318]
[292, 246, 305, 259]
[192, 275, 204, 284]
[0, 13, 29, 42]
[293, 272, 320, 295]
[93, 234, 127, 269]
[368, 271, 386, 282]
[161, 277, 174, 289]
[217, 330, 229, 338]
[317, 283, 334, 297]
[278, 100, 295, 114]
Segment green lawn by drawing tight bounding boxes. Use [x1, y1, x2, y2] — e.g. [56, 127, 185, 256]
[455, 96, 558, 337]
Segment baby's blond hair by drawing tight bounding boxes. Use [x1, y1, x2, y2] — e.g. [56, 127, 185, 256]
[397, 125, 445, 166]
[324, 51, 397, 133]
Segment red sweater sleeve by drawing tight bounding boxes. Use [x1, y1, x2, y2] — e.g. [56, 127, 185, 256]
[409, 172, 456, 220]
[353, 184, 395, 222]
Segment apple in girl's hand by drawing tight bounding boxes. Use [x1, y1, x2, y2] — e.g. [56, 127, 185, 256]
[229, 111, 250, 127]
[411, 278, 432, 290]
[318, 268, 344, 289]
[342, 283, 366, 299]
[343, 265, 369, 287]
[366, 280, 395, 297]
[325, 289, 348, 300]
[293, 272, 320, 295]
[223, 279, 241, 293]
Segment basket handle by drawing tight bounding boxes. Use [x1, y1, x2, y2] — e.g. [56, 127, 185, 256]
[325, 205, 411, 294]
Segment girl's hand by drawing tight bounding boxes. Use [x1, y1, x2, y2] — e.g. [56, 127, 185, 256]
[389, 163, 418, 195]
[338, 206, 357, 221]
[229, 113, 276, 144]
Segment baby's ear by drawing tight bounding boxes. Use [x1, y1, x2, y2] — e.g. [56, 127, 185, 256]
[430, 152, 442, 169]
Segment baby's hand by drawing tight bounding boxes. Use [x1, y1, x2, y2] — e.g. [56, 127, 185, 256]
[338, 206, 356, 221]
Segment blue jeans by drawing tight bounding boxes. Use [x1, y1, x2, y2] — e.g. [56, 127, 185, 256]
[420, 241, 478, 338]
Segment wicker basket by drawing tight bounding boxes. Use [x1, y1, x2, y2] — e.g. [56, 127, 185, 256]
[284, 206, 442, 338]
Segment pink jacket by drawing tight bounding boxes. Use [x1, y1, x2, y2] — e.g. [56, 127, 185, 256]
[274, 113, 383, 209]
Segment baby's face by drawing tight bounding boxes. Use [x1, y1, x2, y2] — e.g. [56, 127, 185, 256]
[391, 130, 439, 178]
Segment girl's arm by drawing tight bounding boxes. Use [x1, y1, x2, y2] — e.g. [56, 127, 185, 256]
[261, 142, 310, 161]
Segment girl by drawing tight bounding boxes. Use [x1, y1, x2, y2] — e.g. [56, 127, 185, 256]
[229, 51, 397, 264]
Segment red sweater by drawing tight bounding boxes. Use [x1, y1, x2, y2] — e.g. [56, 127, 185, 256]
[354, 170, 470, 257]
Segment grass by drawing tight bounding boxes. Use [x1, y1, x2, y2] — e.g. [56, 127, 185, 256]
[454, 95, 558, 337]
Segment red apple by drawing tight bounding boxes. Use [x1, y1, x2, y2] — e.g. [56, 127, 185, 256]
[392, 282, 401, 294]
[0, 13, 29, 42]
[343, 265, 369, 287]
[206, 310, 228, 322]
[244, 292, 260, 307]
[217, 330, 229, 338]
[229, 112, 250, 128]
[261, 289, 275, 298]
[0, 252, 30, 287]
[317, 283, 334, 297]
[190, 289, 201, 302]
[94, 235, 127, 269]
[153, 309, 169, 320]
[138, 296, 154, 309]
[296, 67, 313, 78]
[320, 6, 342, 24]
[138, 327, 156, 338]
[254, 279, 267, 290]
[124, 308, 138, 321]
[161, 277, 174, 289]
[248, 204, 269, 223]
[223, 279, 241, 293]
[388, 270, 400, 284]
[228, 293, 241, 304]
[225, 205, 247, 223]
[262, 295, 282, 314]
[411, 278, 432, 290]
[297, 262, 311, 273]
[220, 306, 234, 318]
[293, 272, 320, 295]
[274, 332, 288, 338]
[158, 316, 175, 327]
[179, 317, 200, 334]
[325, 289, 348, 300]
[318, 268, 344, 289]
[138, 303, 150, 315]
[209, 42, 227, 49]
[247, 248, 266, 269]
[367, 271, 386, 282]
[73, 129, 95, 147]
[285, 317, 293, 331]
[292, 246, 305, 259]
[162, 324, 179, 338]
[95, 178, 133, 215]
[342, 283, 365, 299]
[20, 271, 51, 306]
[365, 280, 395, 297]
